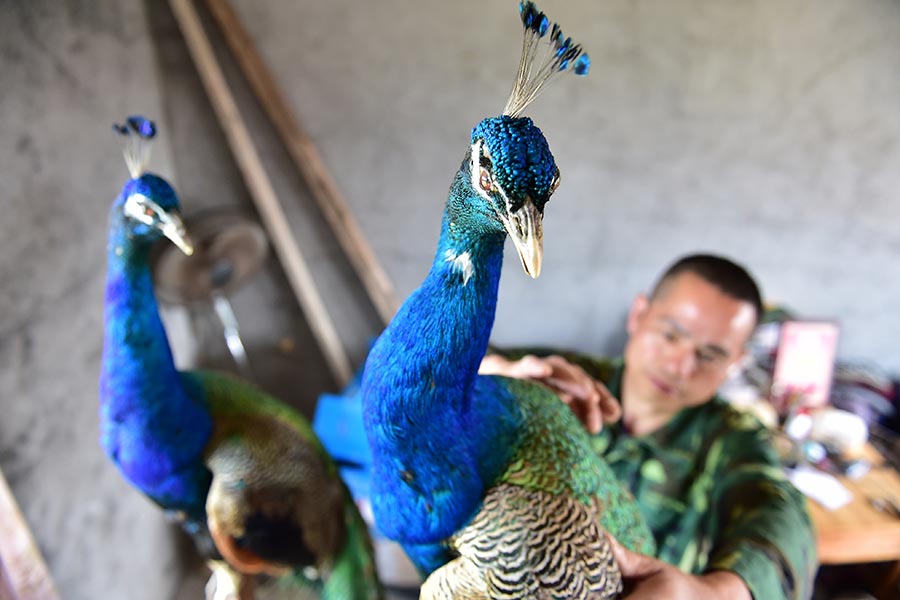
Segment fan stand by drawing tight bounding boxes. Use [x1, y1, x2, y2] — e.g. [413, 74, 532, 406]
[152, 209, 268, 381]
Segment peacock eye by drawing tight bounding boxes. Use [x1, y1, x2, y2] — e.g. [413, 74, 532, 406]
[479, 169, 493, 192]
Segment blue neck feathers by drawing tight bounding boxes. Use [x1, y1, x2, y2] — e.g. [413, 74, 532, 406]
[99, 204, 212, 517]
[361, 169, 517, 544]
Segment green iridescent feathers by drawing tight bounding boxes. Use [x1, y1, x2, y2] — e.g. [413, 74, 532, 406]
[497, 378, 656, 555]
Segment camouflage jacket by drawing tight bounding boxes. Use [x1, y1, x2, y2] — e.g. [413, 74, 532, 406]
[506, 350, 818, 600]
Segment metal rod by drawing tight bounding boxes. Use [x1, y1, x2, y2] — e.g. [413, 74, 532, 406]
[210, 290, 254, 380]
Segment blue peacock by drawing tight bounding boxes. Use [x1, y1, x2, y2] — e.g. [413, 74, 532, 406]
[360, 3, 655, 598]
[99, 117, 380, 600]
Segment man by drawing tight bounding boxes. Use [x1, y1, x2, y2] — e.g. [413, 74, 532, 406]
[481, 254, 817, 600]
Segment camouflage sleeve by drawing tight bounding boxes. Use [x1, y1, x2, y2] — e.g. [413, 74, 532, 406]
[707, 421, 818, 600]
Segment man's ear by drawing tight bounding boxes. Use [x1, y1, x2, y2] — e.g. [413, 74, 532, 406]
[626, 294, 650, 336]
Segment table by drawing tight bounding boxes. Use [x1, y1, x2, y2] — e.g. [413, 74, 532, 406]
[809, 444, 900, 565]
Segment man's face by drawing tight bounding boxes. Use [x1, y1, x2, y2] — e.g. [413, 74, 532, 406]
[622, 271, 757, 415]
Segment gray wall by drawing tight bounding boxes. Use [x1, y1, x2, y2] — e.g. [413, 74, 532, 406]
[237, 0, 900, 370]
[0, 2, 187, 598]
[2, 1, 899, 598]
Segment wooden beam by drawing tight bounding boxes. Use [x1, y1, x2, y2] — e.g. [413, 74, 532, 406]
[169, 0, 353, 386]
[0, 470, 59, 600]
[202, 0, 400, 325]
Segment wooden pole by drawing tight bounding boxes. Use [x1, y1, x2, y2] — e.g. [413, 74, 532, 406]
[0, 470, 59, 600]
[168, 0, 353, 386]
[202, 0, 400, 325]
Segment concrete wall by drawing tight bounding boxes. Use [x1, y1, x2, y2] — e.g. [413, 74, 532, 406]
[237, 0, 900, 371]
[0, 2, 193, 598]
[1, 0, 332, 597]
[2, 1, 899, 599]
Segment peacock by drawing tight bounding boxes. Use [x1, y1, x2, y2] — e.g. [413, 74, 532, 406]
[99, 117, 380, 600]
[359, 3, 655, 598]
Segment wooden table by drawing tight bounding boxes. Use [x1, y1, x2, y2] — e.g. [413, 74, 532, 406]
[808, 444, 900, 565]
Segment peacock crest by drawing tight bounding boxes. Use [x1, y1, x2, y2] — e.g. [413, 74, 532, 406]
[503, 1, 591, 118]
[113, 115, 157, 178]
[470, 2, 590, 216]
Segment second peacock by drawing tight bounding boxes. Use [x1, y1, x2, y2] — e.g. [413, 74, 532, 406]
[99, 117, 380, 600]
[360, 3, 656, 599]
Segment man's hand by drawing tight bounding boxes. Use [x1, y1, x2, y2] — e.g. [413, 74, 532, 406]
[609, 535, 751, 600]
[478, 354, 621, 434]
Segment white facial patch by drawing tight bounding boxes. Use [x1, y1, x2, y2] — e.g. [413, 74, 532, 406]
[123, 193, 163, 227]
[470, 141, 486, 199]
[469, 141, 517, 224]
[444, 249, 475, 286]
[124, 193, 182, 235]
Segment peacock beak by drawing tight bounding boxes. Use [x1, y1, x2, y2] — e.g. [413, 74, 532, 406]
[160, 211, 194, 256]
[502, 196, 543, 278]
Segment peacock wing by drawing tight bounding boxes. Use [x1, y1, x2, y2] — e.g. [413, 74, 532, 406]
[424, 483, 622, 599]
[494, 377, 656, 556]
[185, 370, 347, 578]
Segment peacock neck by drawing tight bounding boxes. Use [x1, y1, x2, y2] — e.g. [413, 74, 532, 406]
[383, 208, 505, 418]
[99, 209, 213, 517]
[101, 214, 180, 393]
[361, 185, 509, 543]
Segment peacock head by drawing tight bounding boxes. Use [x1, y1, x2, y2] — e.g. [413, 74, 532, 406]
[113, 116, 194, 255]
[466, 115, 559, 278]
[460, 1, 589, 279]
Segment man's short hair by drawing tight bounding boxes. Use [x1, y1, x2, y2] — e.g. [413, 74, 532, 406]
[650, 254, 764, 325]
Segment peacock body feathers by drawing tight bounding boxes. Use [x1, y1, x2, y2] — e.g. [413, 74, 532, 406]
[99, 117, 380, 599]
[360, 5, 654, 598]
